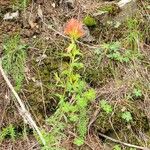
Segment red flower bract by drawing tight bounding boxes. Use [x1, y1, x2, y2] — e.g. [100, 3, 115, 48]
[64, 18, 84, 40]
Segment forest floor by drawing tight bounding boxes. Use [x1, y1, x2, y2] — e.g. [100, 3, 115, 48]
[0, 0, 150, 150]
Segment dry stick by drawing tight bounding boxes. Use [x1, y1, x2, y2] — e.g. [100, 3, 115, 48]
[0, 59, 46, 146]
[99, 133, 150, 150]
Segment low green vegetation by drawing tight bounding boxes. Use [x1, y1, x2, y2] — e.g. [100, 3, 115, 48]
[121, 111, 132, 122]
[2, 35, 27, 91]
[12, 0, 30, 9]
[0, 124, 16, 143]
[94, 40, 142, 63]
[100, 100, 113, 114]
[133, 88, 142, 98]
[36, 21, 96, 149]
[113, 145, 121, 150]
[83, 15, 97, 27]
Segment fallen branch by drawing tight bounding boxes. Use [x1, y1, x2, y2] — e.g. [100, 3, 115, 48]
[99, 133, 150, 150]
[0, 59, 46, 146]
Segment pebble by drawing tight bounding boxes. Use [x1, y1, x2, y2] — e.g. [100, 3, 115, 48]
[3, 11, 19, 20]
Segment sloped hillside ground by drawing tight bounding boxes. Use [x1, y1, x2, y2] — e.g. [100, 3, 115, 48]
[0, 0, 150, 149]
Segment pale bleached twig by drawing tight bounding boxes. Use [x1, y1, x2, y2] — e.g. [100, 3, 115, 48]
[118, 0, 133, 7]
[99, 133, 150, 150]
[0, 59, 46, 146]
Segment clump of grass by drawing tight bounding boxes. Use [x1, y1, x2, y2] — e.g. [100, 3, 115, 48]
[2, 35, 27, 91]
[124, 18, 141, 51]
[0, 124, 16, 143]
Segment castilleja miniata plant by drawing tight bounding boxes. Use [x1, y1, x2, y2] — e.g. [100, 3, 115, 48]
[64, 18, 84, 41]
[49, 18, 96, 148]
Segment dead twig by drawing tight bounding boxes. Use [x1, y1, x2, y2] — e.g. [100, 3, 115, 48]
[0, 58, 46, 146]
[99, 133, 150, 150]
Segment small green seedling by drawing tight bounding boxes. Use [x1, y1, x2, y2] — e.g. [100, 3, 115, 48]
[133, 88, 142, 97]
[74, 137, 84, 146]
[121, 111, 132, 122]
[113, 145, 121, 150]
[97, 42, 133, 63]
[0, 124, 16, 142]
[100, 100, 113, 114]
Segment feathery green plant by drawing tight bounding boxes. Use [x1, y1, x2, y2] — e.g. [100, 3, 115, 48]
[2, 35, 27, 91]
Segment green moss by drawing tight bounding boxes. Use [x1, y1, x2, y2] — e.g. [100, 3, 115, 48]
[83, 15, 97, 27]
[24, 57, 61, 123]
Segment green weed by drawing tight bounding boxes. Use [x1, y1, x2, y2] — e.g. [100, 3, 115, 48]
[133, 88, 142, 98]
[113, 145, 121, 150]
[95, 42, 132, 63]
[124, 18, 141, 51]
[95, 41, 142, 63]
[99, 4, 120, 16]
[2, 35, 27, 91]
[51, 40, 96, 147]
[0, 124, 16, 142]
[121, 111, 132, 122]
[100, 100, 113, 114]
[12, 0, 30, 10]
[36, 122, 66, 150]
[43, 19, 96, 148]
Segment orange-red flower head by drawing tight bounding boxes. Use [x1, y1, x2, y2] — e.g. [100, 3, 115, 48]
[64, 18, 84, 40]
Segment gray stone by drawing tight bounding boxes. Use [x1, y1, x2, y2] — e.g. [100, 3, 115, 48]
[114, 0, 138, 22]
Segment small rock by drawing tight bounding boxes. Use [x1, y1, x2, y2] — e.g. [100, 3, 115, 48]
[82, 25, 95, 42]
[118, 0, 133, 7]
[114, 0, 137, 22]
[33, 35, 37, 39]
[52, 3, 56, 8]
[94, 0, 137, 24]
[3, 11, 19, 20]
